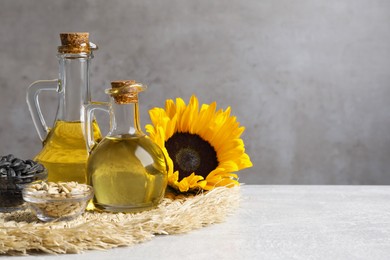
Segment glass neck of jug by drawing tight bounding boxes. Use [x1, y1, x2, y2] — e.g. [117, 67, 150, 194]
[57, 52, 93, 122]
[108, 99, 143, 137]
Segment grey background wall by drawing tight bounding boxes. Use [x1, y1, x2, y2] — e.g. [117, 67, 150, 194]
[0, 0, 389, 185]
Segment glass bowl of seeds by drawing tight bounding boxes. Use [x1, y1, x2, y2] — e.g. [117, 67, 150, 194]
[22, 181, 93, 222]
[0, 154, 48, 212]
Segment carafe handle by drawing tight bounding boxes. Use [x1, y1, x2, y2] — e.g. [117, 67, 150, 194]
[26, 79, 59, 141]
[84, 102, 110, 153]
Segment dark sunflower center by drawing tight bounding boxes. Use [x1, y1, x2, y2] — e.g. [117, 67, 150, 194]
[176, 148, 201, 172]
[165, 133, 218, 180]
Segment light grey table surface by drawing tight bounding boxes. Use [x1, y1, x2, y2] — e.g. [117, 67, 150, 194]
[7, 185, 390, 259]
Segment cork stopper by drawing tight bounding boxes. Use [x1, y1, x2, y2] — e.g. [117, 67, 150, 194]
[58, 32, 97, 54]
[106, 80, 146, 104]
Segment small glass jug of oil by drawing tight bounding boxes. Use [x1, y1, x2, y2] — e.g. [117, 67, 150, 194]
[85, 80, 168, 213]
[26, 32, 102, 184]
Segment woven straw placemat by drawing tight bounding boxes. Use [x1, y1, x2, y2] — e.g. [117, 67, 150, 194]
[0, 186, 240, 255]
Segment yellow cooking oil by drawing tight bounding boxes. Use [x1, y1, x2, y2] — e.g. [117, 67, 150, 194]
[34, 120, 102, 183]
[87, 134, 168, 212]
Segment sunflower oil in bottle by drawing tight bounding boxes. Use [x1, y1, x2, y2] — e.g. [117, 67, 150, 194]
[27, 33, 102, 183]
[34, 120, 101, 183]
[85, 80, 168, 212]
[87, 135, 167, 208]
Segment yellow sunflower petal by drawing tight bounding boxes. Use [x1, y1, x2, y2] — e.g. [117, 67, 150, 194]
[177, 178, 190, 192]
[163, 148, 174, 175]
[175, 173, 206, 192]
[175, 98, 187, 132]
[215, 178, 240, 188]
[238, 153, 253, 169]
[168, 170, 179, 183]
[195, 102, 217, 138]
[149, 107, 167, 127]
[218, 160, 239, 172]
[178, 95, 198, 133]
[186, 173, 205, 187]
[206, 176, 239, 188]
[175, 97, 186, 116]
[145, 124, 155, 138]
[197, 102, 218, 141]
[164, 114, 177, 140]
[204, 168, 239, 190]
[165, 99, 177, 119]
[218, 139, 244, 155]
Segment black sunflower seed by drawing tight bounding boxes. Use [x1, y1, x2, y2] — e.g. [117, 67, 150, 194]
[25, 159, 36, 166]
[11, 159, 23, 167]
[0, 161, 11, 168]
[0, 168, 7, 175]
[7, 168, 16, 177]
[13, 164, 25, 172]
[6, 154, 14, 162]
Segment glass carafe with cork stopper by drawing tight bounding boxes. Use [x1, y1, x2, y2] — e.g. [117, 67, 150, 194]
[26, 32, 102, 184]
[85, 80, 168, 213]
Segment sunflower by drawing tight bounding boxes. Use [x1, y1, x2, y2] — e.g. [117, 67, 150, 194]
[145, 95, 252, 193]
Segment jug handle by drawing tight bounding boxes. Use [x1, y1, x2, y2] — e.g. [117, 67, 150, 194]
[84, 102, 110, 153]
[26, 79, 59, 141]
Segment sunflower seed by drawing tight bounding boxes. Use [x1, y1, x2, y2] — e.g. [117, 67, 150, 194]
[0, 168, 7, 175]
[0, 161, 11, 168]
[7, 168, 16, 177]
[25, 159, 35, 165]
[6, 154, 14, 162]
[11, 159, 23, 167]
